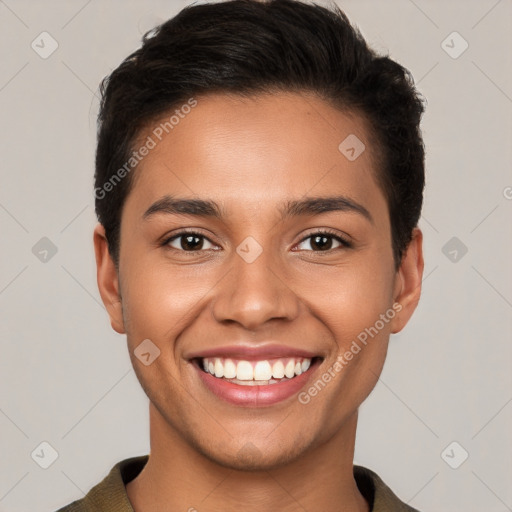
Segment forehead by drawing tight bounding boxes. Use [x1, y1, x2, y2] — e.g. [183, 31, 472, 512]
[127, 91, 385, 216]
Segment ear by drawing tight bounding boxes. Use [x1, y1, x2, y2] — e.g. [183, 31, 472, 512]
[390, 227, 424, 334]
[93, 223, 125, 334]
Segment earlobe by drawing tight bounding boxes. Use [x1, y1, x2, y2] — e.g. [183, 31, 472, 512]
[390, 227, 424, 334]
[93, 224, 125, 334]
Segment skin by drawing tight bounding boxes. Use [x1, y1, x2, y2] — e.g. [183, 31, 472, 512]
[94, 91, 423, 512]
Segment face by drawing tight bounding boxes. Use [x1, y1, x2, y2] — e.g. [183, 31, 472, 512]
[95, 91, 423, 470]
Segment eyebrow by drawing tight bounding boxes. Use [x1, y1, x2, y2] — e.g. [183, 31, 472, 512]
[143, 194, 373, 224]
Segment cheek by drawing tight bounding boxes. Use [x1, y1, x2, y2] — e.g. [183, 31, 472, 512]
[301, 258, 395, 336]
[304, 265, 395, 430]
[119, 259, 218, 343]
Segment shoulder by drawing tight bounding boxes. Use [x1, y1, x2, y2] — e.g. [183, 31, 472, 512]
[55, 455, 149, 512]
[353, 465, 421, 512]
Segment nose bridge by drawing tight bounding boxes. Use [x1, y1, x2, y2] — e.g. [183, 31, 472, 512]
[211, 237, 299, 329]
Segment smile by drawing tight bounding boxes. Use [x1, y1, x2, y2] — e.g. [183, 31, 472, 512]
[201, 356, 312, 385]
[193, 355, 323, 406]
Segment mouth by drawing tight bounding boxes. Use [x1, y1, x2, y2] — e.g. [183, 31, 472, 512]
[192, 355, 323, 406]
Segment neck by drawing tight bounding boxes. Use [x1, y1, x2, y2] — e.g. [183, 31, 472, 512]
[126, 405, 369, 512]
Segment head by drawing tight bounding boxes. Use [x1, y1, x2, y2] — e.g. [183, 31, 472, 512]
[94, 0, 425, 470]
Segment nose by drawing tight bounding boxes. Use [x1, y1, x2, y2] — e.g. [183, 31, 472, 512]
[210, 245, 300, 331]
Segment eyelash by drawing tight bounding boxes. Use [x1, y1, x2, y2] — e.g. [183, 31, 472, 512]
[161, 228, 352, 253]
[295, 229, 353, 251]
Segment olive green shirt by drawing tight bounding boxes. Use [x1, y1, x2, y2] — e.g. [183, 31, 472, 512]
[56, 455, 420, 511]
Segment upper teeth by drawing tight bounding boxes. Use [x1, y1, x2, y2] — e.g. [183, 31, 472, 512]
[202, 357, 311, 380]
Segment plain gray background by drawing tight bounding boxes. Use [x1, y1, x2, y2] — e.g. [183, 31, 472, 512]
[0, 0, 511, 511]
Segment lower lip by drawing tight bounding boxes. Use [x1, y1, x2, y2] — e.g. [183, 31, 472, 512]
[194, 359, 320, 407]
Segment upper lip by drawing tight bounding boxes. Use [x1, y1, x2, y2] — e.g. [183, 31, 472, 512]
[187, 344, 321, 361]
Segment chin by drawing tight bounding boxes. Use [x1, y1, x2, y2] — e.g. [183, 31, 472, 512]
[201, 436, 311, 472]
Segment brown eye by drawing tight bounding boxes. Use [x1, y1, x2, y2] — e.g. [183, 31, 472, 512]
[166, 232, 216, 251]
[312, 235, 334, 251]
[296, 231, 350, 252]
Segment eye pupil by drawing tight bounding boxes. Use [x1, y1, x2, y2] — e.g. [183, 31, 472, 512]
[182, 235, 203, 251]
[311, 235, 332, 251]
